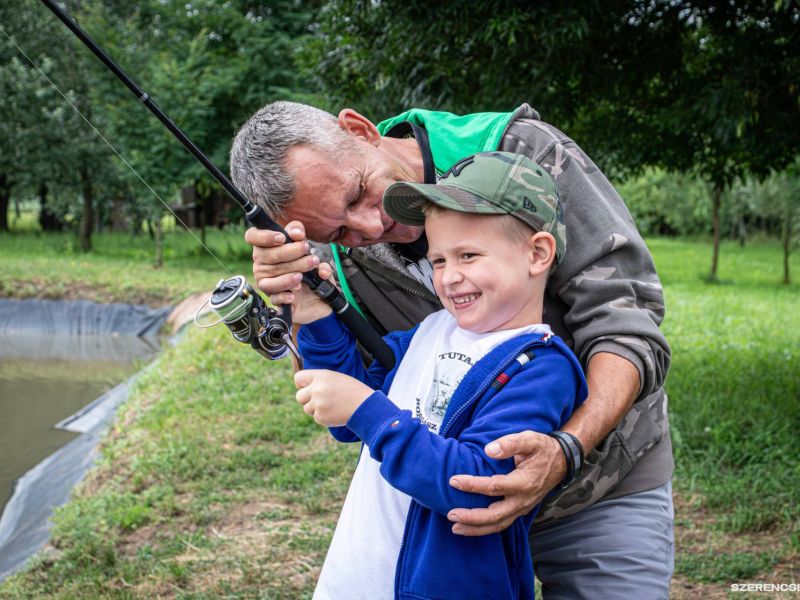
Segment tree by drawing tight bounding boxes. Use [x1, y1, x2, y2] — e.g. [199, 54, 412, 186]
[2, 1, 124, 249]
[25, 0, 319, 255]
[5, 0, 321, 262]
[306, 1, 800, 278]
[0, 9, 60, 231]
[753, 165, 800, 284]
[616, 168, 711, 237]
[100, 0, 323, 261]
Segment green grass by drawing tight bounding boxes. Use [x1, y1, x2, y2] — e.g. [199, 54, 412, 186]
[0, 234, 797, 597]
[0, 221, 253, 307]
[650, 239, 800, 539]
[676, 549, 782, 583]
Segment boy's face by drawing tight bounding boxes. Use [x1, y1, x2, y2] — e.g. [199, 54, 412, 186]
[426, 210, 544, 334]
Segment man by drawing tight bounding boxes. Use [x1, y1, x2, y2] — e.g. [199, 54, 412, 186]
[230, 101, 674, 599]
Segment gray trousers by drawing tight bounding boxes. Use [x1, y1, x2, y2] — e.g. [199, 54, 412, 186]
[529, 481, 675, 600]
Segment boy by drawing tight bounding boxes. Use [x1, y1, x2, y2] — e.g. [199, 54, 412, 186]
[292, 152, 587, 599]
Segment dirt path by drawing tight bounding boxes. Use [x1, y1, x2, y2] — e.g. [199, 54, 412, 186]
[671, 489, 799, 599]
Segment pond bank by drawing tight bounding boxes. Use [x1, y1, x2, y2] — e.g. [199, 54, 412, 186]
[0, 297, 201, 581]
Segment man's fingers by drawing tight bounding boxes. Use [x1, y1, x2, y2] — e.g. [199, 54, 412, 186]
[483, 430, 548, 460]
[261, 261, 330, 294]
[450, 472, 514, 497]
[317, 262, 333, 281]
[244, 226, 286, 247]
[451, 516, 519, 537]
[253, 241, 318, 275]
[252, 239, 307, 262]
[446, 496, 529, 535]
[284, 221, 306, 242]
[244, 222, 307, 244]
[257, 272, 303, 297]
[450, 468, 535, 498]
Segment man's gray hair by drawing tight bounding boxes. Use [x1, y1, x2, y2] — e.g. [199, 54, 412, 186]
[230, 101, 354, 219]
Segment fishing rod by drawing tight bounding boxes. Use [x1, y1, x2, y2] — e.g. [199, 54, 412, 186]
[38, 0, 396, 370]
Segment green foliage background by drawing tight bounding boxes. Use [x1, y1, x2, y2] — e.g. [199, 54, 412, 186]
[0, 1, 799, 593]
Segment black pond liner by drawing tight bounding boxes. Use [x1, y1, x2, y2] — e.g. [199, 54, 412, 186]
[0, 298, 173, 581]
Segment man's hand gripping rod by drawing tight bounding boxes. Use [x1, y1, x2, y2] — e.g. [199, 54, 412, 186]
[39, 0, 396, 370]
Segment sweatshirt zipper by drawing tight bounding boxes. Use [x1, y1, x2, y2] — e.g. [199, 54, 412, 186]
[395, 335, 544, 597]
[440, 338, 537, 437]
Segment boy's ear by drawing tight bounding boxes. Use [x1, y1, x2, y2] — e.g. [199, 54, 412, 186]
[337, 109, 382, 145]
[528, 232, 556, 276]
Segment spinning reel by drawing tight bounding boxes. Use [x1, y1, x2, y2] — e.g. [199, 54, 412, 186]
[196, 275, 302, 368]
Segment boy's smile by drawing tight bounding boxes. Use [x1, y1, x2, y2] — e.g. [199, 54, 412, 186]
[425, 211, 546, 334]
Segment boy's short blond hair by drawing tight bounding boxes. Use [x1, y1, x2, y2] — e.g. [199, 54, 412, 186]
[421, 201, 537, 246]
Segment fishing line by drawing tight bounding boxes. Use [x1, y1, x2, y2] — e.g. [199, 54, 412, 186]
[8, 0, 397, 370]
[0, 24, 233, 276]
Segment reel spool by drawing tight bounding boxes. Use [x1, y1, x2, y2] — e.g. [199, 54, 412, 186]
[196, 275, 302, 366]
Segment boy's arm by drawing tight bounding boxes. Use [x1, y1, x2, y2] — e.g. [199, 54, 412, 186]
[347, 352, 585, 517]
[297, 313, 412, 442]
[297, 312, 403, 389]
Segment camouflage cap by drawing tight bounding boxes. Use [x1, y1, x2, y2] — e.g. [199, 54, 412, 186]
[383, 151, 566, 263]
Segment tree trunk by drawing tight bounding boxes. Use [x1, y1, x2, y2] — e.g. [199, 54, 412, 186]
[110, 195, 129, 232]
[738, 217, 746, 247]
[79, 165, 93, 252]
[783, 212, 792, 285]
[709, 183, 722, 281]
[0, 174, 10, 232]
[154, 216, 163, 269]
[39, 182, 67, 232]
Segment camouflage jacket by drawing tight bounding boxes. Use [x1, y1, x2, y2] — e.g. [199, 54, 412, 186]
[321, 104, 672, 522]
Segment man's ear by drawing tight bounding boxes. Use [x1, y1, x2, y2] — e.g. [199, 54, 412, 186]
[337, 109, 382, 145]
[529, 232, 556, 276]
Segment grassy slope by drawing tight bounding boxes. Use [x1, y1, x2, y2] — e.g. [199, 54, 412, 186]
[0, 226, 252, 307]
[0, 234, 797, 598]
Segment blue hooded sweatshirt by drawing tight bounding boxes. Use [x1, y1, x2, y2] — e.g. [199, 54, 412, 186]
[298, 312, 587, 599]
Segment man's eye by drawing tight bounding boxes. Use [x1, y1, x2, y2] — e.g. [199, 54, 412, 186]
[430, 258, 445, 267]
[461, 253, 477, 260]
[350, 182, 366, 206]
[331, 227, 346, 243]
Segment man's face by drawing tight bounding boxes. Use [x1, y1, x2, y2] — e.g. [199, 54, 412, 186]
[282, 144, 424, 247]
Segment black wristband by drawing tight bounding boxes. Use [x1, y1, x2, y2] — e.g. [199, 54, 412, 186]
[550, 432, 572, 480]
[548, 431, 585, 489]
[562, 431, 585, 473]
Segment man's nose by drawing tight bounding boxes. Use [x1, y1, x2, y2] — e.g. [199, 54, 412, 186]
[345, 208, 385, 244]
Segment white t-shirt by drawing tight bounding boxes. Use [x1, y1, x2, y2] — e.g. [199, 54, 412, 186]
[313, 310, 551, 600]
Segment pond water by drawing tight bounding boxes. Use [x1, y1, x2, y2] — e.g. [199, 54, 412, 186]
[0, 331, 159, 516]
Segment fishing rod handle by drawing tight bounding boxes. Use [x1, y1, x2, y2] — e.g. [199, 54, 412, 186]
[337, 303, 397, 371]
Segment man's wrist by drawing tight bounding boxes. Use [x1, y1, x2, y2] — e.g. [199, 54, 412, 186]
[548, 430, 585, 489]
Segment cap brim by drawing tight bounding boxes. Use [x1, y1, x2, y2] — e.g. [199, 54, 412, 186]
[383, 182, 505, 226]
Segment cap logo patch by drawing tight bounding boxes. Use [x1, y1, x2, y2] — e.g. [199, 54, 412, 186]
[445, 155, 475, 177]
[523, 197, 537, 212]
